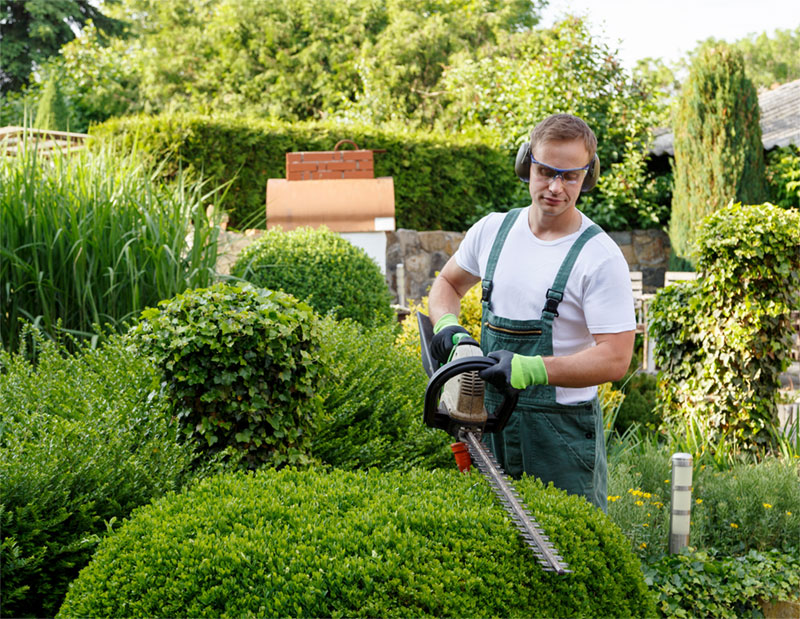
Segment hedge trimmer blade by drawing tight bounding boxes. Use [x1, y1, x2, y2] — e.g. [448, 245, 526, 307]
[462, 431, 570, 574]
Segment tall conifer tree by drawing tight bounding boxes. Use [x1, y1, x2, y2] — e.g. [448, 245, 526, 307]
[670, 45, 767, 262]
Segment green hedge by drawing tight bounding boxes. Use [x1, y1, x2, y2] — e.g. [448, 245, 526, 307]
[312, 317, 451, 471]
[0, 331, 208, 619]
[58, 468, 655, 618]
[90, 113, 518, 231]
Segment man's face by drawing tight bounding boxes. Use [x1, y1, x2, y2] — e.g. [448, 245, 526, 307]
[528, 139, 591, 220]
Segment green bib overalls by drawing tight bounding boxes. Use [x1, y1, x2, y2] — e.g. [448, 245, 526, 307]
[481, 208, 607, 512]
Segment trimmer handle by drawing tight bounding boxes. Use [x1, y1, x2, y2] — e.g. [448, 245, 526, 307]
[422, 355, 519, 436]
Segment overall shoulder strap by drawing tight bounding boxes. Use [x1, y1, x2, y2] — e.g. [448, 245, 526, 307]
[541, 224, 603, 321]
[481, 208, 524, 312]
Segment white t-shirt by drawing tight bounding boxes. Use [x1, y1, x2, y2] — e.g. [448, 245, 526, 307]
[455, 207, 636, 404]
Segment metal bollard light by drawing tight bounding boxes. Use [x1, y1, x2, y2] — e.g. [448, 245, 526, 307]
[397, 263, 406, 307]
[669, 452, 693, 554]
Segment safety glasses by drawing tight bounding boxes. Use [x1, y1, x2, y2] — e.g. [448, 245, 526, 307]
[529, 155, 591, 185]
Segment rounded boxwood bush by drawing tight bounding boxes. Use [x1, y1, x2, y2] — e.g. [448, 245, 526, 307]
[128, 282, 325, 468]
[58, 468, 655, 618]
[232, 226, 394, 326]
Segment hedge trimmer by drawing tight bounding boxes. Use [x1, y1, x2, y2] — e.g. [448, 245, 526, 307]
[418, 313, 570, 575]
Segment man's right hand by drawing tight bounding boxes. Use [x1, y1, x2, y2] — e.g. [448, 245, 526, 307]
[430, 313, 470, 365]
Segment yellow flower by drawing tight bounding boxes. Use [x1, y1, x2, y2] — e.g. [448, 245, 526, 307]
[763, 503, 772, 509]
[635, 500, 644, 506]
[639, 542, 647, 549]
[643, 492, 652, 499]
[643, 523, 649, 527]
[664, 479, 670, 483]
[696, 498, 703, 504]
[787, 511, 793, 516]
[730, 523, 739, 529]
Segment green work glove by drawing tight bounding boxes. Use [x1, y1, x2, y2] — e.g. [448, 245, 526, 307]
[430, 313, 471, 365]
[479, 350, 548, 391]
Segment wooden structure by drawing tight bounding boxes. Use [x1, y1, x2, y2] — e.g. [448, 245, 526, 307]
[1, 126, 90, 157]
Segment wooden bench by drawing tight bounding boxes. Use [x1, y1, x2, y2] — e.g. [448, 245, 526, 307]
[664, 271, 698, 286]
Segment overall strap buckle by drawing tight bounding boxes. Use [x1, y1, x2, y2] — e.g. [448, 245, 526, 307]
[543, 288, 563, 317]
[481, 279, 493, 303]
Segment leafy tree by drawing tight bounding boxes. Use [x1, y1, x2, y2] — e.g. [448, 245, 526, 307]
[0, 0, 125, 93]
[33, 72, 69, 130]
[670, 44, 768, 261]
[436, 16, 669, 229]
[691, 27, 800, 90]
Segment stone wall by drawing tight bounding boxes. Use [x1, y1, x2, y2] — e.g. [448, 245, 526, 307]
[216, 226, 672, 303]
[386, 227, 671, 304]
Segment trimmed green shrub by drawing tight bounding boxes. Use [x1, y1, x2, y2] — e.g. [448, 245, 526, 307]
[90, 113, 517, 231]
[669, 44, 768, 262]
[312, 317, 451, 471]
[233, 227, 394, 327]
[645, 548, 800, 619]
[0, 137, 219, 353]
[650, 203, 800, 453]
[58, 468, 655, 618]
[129, 283, 325, 469]
[0, 330, 206, 619]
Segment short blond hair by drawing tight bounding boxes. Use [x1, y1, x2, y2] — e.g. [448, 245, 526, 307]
[529, 114, 597, 159]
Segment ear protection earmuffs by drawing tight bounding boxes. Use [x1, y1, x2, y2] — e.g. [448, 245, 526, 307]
[514, 141, 600, 192]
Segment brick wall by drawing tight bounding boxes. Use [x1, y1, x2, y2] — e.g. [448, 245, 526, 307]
[286, 150, 374, 181]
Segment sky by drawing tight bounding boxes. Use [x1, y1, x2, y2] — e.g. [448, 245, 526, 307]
[540, 0, 800, 70]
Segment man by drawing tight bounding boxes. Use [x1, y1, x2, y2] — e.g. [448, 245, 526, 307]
[427, 113, 635, 511]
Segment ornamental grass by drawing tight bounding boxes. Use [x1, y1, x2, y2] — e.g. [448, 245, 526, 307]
[0, 134, 221, 352]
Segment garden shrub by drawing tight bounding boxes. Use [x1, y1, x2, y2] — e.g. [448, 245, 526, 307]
[58, 468, 655, 618]
[612, 370, 661, 435]
[649, 202, 800, 453]
[90, 113, 517, 231]
[691, 458, 800, 554]
[607, 441, 672, 563]
[766, 145, 800, 209]
[0, 330, 206, 619]
[129, 282, 325, 469]
[233, 227, 394, 327]
[312, 317, 451, 471]
[645, 547, 800, 619]
[669, 44, 767, 261]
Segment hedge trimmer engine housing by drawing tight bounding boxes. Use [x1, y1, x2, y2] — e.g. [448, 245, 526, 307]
[417, 312, 571, 575]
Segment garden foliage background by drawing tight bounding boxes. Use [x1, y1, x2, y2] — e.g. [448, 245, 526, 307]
[2, 1, 800, 617]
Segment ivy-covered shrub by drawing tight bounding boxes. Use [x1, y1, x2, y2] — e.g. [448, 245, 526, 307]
[233, 227, 394, 327]
[766, 145, 800, 209]
[129, 282, 325, 468]
[645, 548, 800, 619]
[0, 330, 205, 619]
[649, 202, 800, 451]
[58, 468, 655, 618]
[669, 45, 767, 262]
[312, 317, 451, 471]
[90, 113, 517, 231]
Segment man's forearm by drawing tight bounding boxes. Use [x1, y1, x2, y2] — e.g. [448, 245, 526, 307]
[542, 331, 635, 387]
[427, 275, 464, 325]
